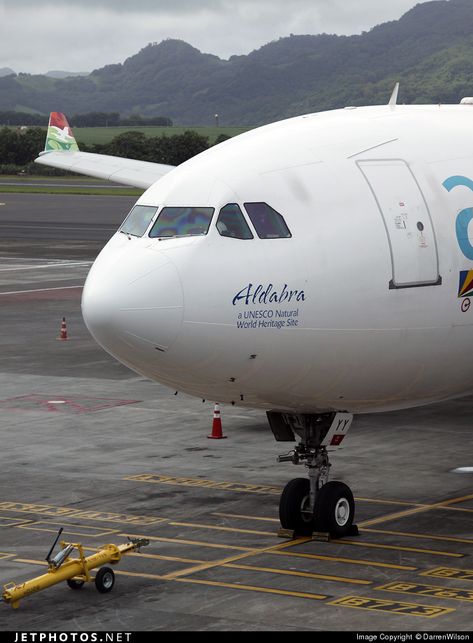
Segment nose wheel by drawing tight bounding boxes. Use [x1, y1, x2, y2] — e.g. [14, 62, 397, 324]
[279, 478, 314, 536]
[270, 411, 357, 538]
[279, 478, 355, 537]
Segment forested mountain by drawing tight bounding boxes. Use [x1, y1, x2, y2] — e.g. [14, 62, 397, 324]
[1, 0, 473, 125]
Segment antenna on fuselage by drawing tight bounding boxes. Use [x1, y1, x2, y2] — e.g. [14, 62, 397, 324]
[388, 82, 400, 108]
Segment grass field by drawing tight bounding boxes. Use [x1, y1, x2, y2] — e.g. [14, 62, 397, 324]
[0, 184, 143, 196]
[67, 126, 250, 146]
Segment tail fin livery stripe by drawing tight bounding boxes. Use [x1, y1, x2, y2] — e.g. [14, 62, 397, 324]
[45, 112, 79, 152]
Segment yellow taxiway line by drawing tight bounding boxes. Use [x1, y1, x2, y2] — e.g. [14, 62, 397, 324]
[121, 533, 255, 552]
[269, 549, 418, 571]
[17, 521, 118, 539]
[160, 537, 310, 581]
[332, 539, 464, 558]
[225, 562, 372, 585]
[169, 521, 275, 537]
[359, 493, 473, 528]
[361, 527, 473, 546]
[212, 512, 279, 523]
[174, 577, 327, 601]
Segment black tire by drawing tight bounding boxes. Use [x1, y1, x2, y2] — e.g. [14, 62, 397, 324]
[314, 481, 355, 538]
[95, 567, 115, 593]
[66, 578, 84, 590]
[279, 478, 315, 536]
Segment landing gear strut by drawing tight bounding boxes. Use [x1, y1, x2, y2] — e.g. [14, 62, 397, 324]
[267, 411, 357, 537]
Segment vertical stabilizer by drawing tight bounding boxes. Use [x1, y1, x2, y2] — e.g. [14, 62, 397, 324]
[388, 82, 400, 108]
[44, 112, 79, 152]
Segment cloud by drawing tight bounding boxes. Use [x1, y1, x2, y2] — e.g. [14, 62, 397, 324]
[0, 0, 426, 74]
[4, 0, 229, 13]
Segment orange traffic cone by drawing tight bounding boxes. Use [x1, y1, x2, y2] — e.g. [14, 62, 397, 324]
[208, 402, 227, 439]
[57, 317, 68, 341]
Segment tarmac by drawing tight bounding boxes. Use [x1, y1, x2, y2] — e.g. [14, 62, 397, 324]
[0, 192, 472, 632]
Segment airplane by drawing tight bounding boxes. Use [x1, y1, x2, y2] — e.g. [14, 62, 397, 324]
[35, 96, 473, 538]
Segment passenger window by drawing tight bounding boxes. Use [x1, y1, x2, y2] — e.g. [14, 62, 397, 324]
[120, 205, 157, 237]
[244, 202, 291, 239]
[216, 204, 254, 239]
[149, 207, 214, 238]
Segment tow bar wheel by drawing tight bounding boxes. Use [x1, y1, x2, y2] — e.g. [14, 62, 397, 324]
[95, 567, 115, 593]
[66, 578, 85, 590]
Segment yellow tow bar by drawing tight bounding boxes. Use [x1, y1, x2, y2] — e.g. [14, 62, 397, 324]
[2, 528, 149, 608]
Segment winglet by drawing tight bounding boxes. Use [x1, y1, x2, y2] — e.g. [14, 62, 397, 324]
[43, 112, 79, 153]
[388, 82, 400, 108]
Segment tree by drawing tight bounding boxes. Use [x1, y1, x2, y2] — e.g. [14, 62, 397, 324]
[147, 131, 209, 165]
[102, 130, 210, 165]
[0, 126, 44, 165]
[105, 131, 150, 160]
[15, 127, 44, 164]
[0, 127, 20, 163]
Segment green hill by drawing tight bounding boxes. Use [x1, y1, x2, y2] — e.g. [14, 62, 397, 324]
[1, 0, 473, 125]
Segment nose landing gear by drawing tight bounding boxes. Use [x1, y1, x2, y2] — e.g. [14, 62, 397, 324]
[267, 411, 357, 538]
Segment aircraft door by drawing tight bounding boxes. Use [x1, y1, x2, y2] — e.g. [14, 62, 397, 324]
[358, 159, 441, 289]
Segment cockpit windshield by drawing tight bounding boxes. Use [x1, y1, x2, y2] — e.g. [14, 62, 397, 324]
[120, 205, 158, 237]
[244, 202, 291, 239]
[216, 204, 254, 239]
[149, 207, 214, 238]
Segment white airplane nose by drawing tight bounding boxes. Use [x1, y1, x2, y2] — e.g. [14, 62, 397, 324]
[81, 247, 184, 358]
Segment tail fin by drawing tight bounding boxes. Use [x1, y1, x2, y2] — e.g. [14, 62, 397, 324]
[44, 112, 79, 152]
[388, 82, 399, 108]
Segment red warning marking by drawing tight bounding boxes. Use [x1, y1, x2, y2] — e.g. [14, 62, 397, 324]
[330, 434, 346, 446]
[0, 394, 140, 414]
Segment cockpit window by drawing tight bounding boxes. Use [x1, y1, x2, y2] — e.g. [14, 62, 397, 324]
[149, 207, 214, 238]
[216, 204, 254, 240]
[120, 205, 157, 237]
[244, 202, 292, 239]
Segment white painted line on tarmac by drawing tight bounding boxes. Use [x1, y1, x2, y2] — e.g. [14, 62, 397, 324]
[0, 285, 83, 295]
[0, 262, 92, 272]
[0, 225, 116, 232]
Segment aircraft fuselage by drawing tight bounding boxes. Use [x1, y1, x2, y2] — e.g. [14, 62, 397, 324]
[81, 105, 473, 414]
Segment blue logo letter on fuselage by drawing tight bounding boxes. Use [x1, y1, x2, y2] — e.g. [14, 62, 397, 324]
[443, 175, 473, 260]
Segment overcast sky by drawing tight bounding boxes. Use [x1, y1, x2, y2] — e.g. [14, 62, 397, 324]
[1, 0, 432, 74]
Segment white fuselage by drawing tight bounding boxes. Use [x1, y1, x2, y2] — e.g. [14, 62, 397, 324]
[81, 105, 473, 413]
